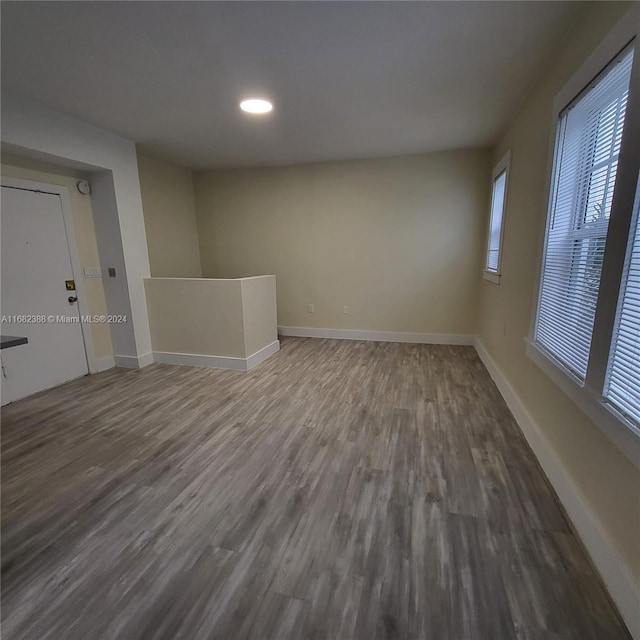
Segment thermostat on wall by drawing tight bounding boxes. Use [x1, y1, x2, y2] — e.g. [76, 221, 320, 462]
[77, 180, 91, 195]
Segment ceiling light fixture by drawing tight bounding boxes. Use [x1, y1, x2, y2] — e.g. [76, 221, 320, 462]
[240, 98, 273, 114]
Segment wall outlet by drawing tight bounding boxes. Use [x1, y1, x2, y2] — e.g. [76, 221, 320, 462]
[83, 267, 102, 278]
[308, 304, 314, 313]
[343, 306, 349, 314]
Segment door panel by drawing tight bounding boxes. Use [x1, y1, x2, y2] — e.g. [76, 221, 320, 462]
[1, 355, 10, 406]
[1, 186, 88, 401]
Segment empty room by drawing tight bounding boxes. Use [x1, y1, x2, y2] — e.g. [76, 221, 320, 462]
[1, 1, 639, 639]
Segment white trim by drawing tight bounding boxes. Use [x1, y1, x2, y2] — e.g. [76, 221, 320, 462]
[153, 351, 247, 371]
[482, 271, 501, 285]
[278, 326, 474, 345]
[94, 355, 115, 372]
[138, 352, 154, 367]
[0, 176, 102, 374]
[246, 340, 280, 370]
[475, 338, 640, 639]
[114, 352, 153, 369]
[152, 340, 280, 372]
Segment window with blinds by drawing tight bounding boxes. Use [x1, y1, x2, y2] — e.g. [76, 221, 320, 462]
[486, 169, 507, 273]
[605, 177, 640, 424]
[534, 47, 634, 380]
[484, 152, 510, 282]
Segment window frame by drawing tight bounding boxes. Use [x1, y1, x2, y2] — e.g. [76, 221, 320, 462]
[483, 151, 510, 284]
[534, 53, 632, 381]
[527, 7, 640, 470]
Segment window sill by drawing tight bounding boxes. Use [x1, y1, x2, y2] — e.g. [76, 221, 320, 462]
[525, 339, 640, 470]
[483, 271, 501, 284]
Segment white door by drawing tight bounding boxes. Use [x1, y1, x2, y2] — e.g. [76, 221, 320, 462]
[1, 186, 88, 403]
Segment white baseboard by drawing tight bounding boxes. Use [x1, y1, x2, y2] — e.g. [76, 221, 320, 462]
[113, 354, 139, 369]
[246, 340, 280, 370]
[474, 338, 640, 639]
[138, 352, 154, 368]
[153, 351, 247, 371]
[113, 352, 154, 369]
[92, 355, 115, 373]
[153, 340, 280, 372]
[278, 326, 474, 345]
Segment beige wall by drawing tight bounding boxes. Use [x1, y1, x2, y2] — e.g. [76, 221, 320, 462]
[145, 277, 245, 357]
[477, 0, 639, 585]
[144, 275, 277, 359]
[1, 153, 113, 359]
[241, 276, 278, 357]
[194, 149, 490, 336]
[137, 152, 202, 278]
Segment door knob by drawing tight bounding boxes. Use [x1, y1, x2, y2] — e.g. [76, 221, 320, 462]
[68, 296, 78, 304]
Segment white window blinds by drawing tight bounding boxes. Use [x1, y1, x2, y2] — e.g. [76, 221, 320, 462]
[534, 47, 634, 380]
[605, 176, 640, 424]
[486, 170, 507, 272]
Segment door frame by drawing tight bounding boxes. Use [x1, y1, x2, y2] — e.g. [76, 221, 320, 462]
[1, 176, 99, 374]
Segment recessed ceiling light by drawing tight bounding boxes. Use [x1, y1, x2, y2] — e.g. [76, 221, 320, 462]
[240, 98, 273, 114]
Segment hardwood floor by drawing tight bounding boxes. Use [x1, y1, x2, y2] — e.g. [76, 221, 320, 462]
[1, 337, 630, 640]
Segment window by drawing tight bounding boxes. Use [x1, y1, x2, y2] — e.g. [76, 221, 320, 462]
[529, 37, 640, 451]
[534, 47, 633, 380]
[604, 176, 640, 425]
[484, 153, 510, 283]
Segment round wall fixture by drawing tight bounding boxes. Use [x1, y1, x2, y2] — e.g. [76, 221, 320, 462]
[77, 180, 91, 195]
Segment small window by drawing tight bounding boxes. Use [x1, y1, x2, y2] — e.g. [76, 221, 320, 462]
[484, 152, 510, 283]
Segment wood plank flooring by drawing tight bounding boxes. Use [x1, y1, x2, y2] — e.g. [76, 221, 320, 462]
[1, 337, 631, 640]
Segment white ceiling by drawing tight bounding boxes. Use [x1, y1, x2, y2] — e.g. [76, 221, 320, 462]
[2, 1, 584, 169]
